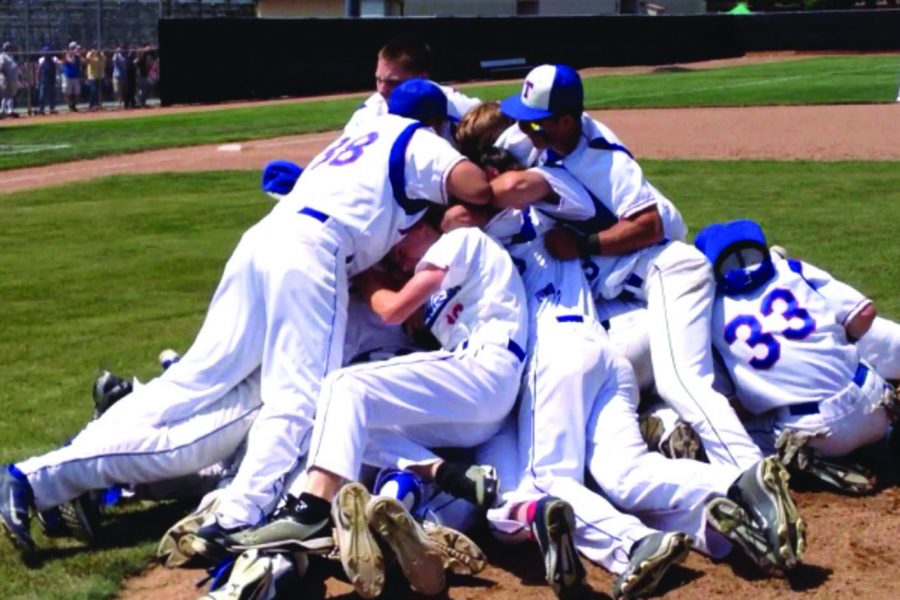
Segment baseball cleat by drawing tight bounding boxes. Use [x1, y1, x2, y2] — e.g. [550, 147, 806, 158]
[36, 507, 69, 539]
[200, 549, 274, 600]
[531, 496, 588, 599]
[436, 463, 500, 509]
[366, 493, 445, 596]
[92, 370, 133, 419]
[639, 410, 703, 460]
[0, 466, 37, 559]
[731, 457, 806, 572]
[333, 483, 385, 599]
[157, 489, 222, 568]
[706, 497, 776, 573]
[58, 491, 103, 544]
[612, 531, 691, 599]
[421, 520, 487, 576]
[228, 495, 333, 554]
[192, 519, 242, 563]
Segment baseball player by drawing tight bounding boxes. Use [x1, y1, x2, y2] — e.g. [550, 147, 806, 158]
[453, 146, 806, 593]
[434, 149, 690, 598]
[696, 219, 898, 461]
[343, 36, 481, 144]
[0, 79, 490, 562]
[227, 209, 529, 598]
[492, 64, 765, 476]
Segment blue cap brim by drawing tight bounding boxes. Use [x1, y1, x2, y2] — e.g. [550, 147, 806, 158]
[499, 94, 554, 122]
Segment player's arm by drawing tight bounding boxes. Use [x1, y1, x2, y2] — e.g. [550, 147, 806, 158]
[440, 203, 496, 232]
[544, 205, 665, 260]
[489, 170, 558, 210]
[445, 160, 493, 205]
[846, 303, 877, 342]
[356, 265, 447, 325]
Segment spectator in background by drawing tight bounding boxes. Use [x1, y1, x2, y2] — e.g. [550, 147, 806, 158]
[62, 41, 82, 112]
[85, 43, 106, 110]
[125, 46, 137, 108]
[37, 45, 58, 115]
[135, 43, 152, 107]
[0, 41, 20, 118]
[112, 44, 127, 109]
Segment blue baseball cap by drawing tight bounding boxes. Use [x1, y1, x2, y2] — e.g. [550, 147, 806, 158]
[388, 78, 448, 123]
[261, 160, 303, 198]
[500, 64, 583, 121]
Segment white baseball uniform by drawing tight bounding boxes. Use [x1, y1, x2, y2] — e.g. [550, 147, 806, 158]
[517, 114, 761, 471]
[465, 179, 663, 573]
[712, 258, 892, 457]
[16, 115, 464, 528]
[306, 227, 529, 483]
[344, 84, 481, 145]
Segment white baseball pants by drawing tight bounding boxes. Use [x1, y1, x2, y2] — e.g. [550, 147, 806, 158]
[642, 242, 763, 471]
[744, 363, 891, 457]
[587, 353, 738, 558]
[18, 371, 262, 512]
[307, 342, 523, 483]
[481, 418, 656, 575]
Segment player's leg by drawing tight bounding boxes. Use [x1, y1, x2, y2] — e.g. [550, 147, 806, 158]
[586, 353, 738, 557]
[1, 375, 261, 557]
[210, 220, 350, 533]
[517, 317, 607, 490]
[644, 242, 762, 470]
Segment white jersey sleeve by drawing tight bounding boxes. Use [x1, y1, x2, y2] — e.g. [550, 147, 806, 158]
[440, 85, 481, 120]
[417, 228, 528, 353]
[403, 127, 467, 204]
[495, 124, 542, 167]
[343, 92, 387, 135]
[783, 259, 872, 327]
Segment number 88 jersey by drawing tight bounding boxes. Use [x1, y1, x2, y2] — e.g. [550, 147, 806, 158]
[711, 259, 862, 415]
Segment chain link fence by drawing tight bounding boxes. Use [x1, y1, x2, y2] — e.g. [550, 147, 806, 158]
[0, 1, 255, 114]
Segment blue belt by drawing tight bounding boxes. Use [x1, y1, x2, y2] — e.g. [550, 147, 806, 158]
[460, 338, 526, 363]
[298, 206, 329, 223]
[298, 207, 355, 263]
[556, 315, 584, 323]
[787, 363, 869, 416]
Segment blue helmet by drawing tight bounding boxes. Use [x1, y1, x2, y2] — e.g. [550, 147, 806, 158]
[694, 219, 775, 296]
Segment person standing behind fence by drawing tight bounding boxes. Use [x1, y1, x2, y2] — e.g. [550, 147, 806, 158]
[61, 42, 82, 112]
[135, 44, 152, 107]
[0, 42, 20, 119]
[85, 44, 106, 111]
[112, 45, 127, 109]
[125, 46, 138, 108]
[37, 45, 58, 115]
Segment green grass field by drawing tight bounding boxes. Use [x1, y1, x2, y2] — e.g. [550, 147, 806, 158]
[1, 55, 897, 171]
[0, 162, 898, 598]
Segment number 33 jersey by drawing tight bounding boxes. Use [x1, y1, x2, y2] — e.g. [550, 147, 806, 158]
[711, 258, 870, 415]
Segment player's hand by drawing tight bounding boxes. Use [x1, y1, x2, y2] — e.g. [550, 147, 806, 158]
[543, 227, 581, 261]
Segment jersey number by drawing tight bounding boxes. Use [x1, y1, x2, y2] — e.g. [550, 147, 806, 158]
[724, 288, 816, 370]
[308, 132, 379, 170]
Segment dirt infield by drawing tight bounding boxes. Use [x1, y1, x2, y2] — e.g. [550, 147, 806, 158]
[4, 104, 899, 195]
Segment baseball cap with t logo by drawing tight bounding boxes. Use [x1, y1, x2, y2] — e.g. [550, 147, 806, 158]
[500, 64, 584, 121]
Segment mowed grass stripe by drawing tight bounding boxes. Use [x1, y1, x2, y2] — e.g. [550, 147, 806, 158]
[0, 161, 898, 598]
[1, 55, 898, 172]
